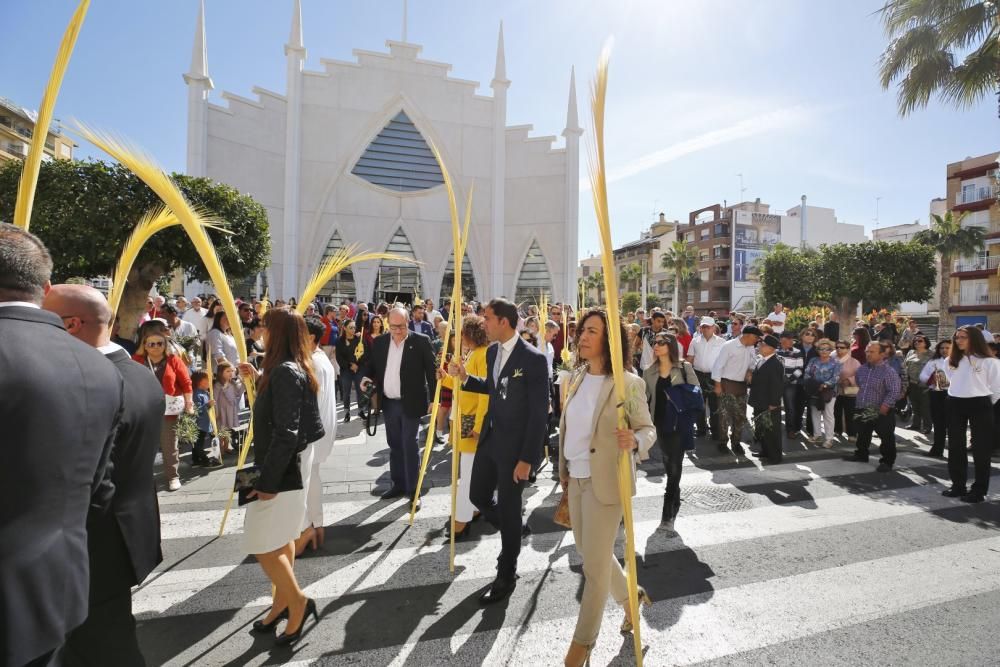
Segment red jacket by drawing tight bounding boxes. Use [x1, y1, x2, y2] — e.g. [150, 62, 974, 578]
[132, 353, 192, 397]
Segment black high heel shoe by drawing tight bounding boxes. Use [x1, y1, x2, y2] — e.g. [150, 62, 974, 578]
[251, 607, 288, 633]
[444, 520, 472, 541]
[275, 598, 318, 646]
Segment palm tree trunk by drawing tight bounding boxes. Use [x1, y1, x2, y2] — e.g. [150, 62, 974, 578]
[673, 269, 680, 313]
[939, 252, 952, 338]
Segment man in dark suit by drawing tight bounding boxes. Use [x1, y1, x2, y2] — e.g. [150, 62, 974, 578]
[43, 284, 164, 666]
[749, 334, 785, 464]
[363, 306, 437, 508]
[449, 298, 549, 604]
[0, 225, 123, 667]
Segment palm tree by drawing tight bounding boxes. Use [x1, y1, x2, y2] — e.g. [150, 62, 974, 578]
[660, 240, 699, 312]
[913, 211, 985, 327]
[619, 263, 643, 294]
[877, 0, 999, 117]
[584, 272, 604, 306]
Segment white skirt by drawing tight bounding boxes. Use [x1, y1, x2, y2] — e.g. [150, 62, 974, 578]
[242, 489, 306, 555]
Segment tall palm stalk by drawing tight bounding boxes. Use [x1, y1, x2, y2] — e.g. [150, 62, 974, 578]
[913, 211, 985, 328]
[878, 0, 1000, 117]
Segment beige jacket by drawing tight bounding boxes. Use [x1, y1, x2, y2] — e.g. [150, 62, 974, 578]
[558, 367, 657, 505]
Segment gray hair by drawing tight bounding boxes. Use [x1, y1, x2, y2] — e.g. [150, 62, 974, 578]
[0, 223, 53, 303]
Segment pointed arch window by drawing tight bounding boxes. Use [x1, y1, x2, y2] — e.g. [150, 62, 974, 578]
[351, 111, 444, 192]
[377, 227, 422, 302]
[315, 231, 356, 303]
[440, 251, 477, 305]
[514, 240, 553, 305]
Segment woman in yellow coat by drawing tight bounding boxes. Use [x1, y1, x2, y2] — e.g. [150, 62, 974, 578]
[444, 315, 490, 539]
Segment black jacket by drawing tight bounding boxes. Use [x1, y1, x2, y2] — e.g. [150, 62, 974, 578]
[335, 333, 367, 371]
[365, 332, 437, 419]
[93, 348, 165, 588]
[463, 336, 550, 467]
[0, 306, 123, 667]
[749, 354, 785, 411]
[252, 362, 325, 494]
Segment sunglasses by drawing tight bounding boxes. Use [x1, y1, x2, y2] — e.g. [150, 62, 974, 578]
[836, 345, 848, 349]
[818, 347, 833, 352]
[145, 341, 165, 348]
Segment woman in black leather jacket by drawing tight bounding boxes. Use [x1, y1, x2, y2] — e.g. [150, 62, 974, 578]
[238, 308, 325, 646]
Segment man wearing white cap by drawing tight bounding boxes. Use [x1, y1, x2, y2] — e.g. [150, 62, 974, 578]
[687, 316, 725, 438]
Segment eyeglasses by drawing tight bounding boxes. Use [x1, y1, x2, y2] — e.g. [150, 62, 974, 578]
[145, 341, 165, 348]
[388, 324, 406, 331]
[818, 347, 833, 352]
[835, 345, 848, 349]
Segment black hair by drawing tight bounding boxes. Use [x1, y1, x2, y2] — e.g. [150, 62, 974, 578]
[304, 315, 326, 345]
[486, 298, 518, 329]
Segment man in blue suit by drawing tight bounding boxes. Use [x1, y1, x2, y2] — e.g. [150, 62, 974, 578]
[449, 298, 549, 604]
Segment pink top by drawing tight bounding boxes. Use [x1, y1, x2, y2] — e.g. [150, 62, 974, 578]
[836, 354, 861, 388]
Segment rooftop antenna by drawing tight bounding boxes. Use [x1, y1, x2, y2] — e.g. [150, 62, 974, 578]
[402, 0, 408, 42]
[737, 173, 746, 203]
[874, 196, 882, 232]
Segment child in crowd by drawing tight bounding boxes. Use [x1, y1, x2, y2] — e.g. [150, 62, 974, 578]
[191, 371, 222, 468]
[213, 361, 245, 456]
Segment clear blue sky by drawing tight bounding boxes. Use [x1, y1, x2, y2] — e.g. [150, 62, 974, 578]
[5, 0, 996, 260]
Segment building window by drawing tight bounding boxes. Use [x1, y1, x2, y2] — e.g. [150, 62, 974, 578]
[377, 227, 422, 300]
[351, 111, 445, 192]
[440, 251, 477, 304]
[699, 251, 709, 262]
[316, 230, 356, 302]
[699, 269, 709, 282]
[515, 240, 553, 304]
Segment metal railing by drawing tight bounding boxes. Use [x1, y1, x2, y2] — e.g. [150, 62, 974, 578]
[955, 291, 1000, 306]
[956, 187, 999, 205]
[953, 255, 1000, 272]
[4, 143, 25, 157]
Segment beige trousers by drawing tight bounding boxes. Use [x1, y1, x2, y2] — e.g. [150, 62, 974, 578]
[568, 477, 628, 646]
[160, 416, 179, 483]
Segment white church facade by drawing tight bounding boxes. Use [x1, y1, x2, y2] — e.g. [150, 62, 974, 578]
[184, 0, 580, 306]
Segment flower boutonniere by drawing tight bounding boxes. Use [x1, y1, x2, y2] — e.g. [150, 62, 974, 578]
[512, 368, 524, 378]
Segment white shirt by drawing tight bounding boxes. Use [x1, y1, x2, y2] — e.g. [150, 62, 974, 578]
[711, 337, 755, 383]
[310, 348, 338, 463]
[688, 334, 725, 373]
[383, 334, 407, 399]
[543, 340, 554, 380]
[944, 355, 1000, 404]
[0, 301, 40, 309]
[564, 373, 605, 478]
[919, 357, 950, 392]
[494, 332, 519, 380]
[183, 306, 206, 324]
[765, 310, 786, 334]
[170, 319, 198, 339]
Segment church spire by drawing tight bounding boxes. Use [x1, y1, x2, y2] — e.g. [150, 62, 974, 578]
[492, 22, 508, 86]
[185, 0, 211, 82]
[564, 66, 580, 134]
[285, 0, 305, 56]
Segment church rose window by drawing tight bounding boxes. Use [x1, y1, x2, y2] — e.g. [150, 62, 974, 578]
[351, 111, 445, 192]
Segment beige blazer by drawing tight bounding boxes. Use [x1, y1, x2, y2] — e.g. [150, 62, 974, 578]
[558, 367, 657, 505]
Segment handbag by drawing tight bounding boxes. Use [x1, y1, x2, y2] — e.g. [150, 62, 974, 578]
[678, 365, 705, 414]
[842, 385, 859, 397]
[553, 491, 572, 529]
[234, 465, 261, 506]
[164, 394, 185, 416]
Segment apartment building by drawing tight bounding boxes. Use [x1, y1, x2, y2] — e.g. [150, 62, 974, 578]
[0, 96, 75, 163]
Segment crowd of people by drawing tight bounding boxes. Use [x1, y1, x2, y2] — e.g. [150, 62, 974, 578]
[4, 219, 1000, 666]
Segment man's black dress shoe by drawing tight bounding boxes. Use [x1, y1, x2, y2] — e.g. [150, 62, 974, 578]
[478, 576, 516, 605]
[842, 454, 868, 463]
[941, 486, 967, 498]
[960, 492, 986, 504]
[380, 486, 406, 500]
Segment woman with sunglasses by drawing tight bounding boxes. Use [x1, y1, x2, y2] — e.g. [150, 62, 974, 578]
[803, 338, 839, 447]
[559, 309, 655, 667]
[902, 335, 933, 434]
[642, 330, 698, 530]
[918, 339, 952, 458]
[833, 340, 860, 442]
[133, 324, 193, 492]
[941, 326, 1000, 503]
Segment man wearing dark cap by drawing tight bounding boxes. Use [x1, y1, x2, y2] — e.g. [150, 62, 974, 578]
[711, 325, 763, 456]
[749, 334, 785, 463]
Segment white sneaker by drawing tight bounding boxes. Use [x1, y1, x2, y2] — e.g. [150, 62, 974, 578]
[823, 439, 834, 449]
[168, 478, 181, 492]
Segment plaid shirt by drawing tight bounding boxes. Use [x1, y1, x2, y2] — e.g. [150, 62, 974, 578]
[855, 360, 901, 410]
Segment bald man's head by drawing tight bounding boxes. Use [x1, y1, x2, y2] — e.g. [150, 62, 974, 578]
[42, 284, 113, 348]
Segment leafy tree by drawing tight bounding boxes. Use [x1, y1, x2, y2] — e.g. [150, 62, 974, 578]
[913, 211, 985, 327]
[621, 291, 642, 314]
[0, 159, 270, 336]
[660, 239, 699, 312]
[760, 241, 936, 326]
[619, 263, 643, 294]
[645, 294, 662, 310]
[878, 0, 999, 117]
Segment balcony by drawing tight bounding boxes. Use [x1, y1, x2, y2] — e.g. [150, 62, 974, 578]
[3, 143, 25, 158]
[952, 291, 1000, 309]
[953, 255, 1000, 273]
[956, 187, 998, 206]
[16, 127, 32, 139]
